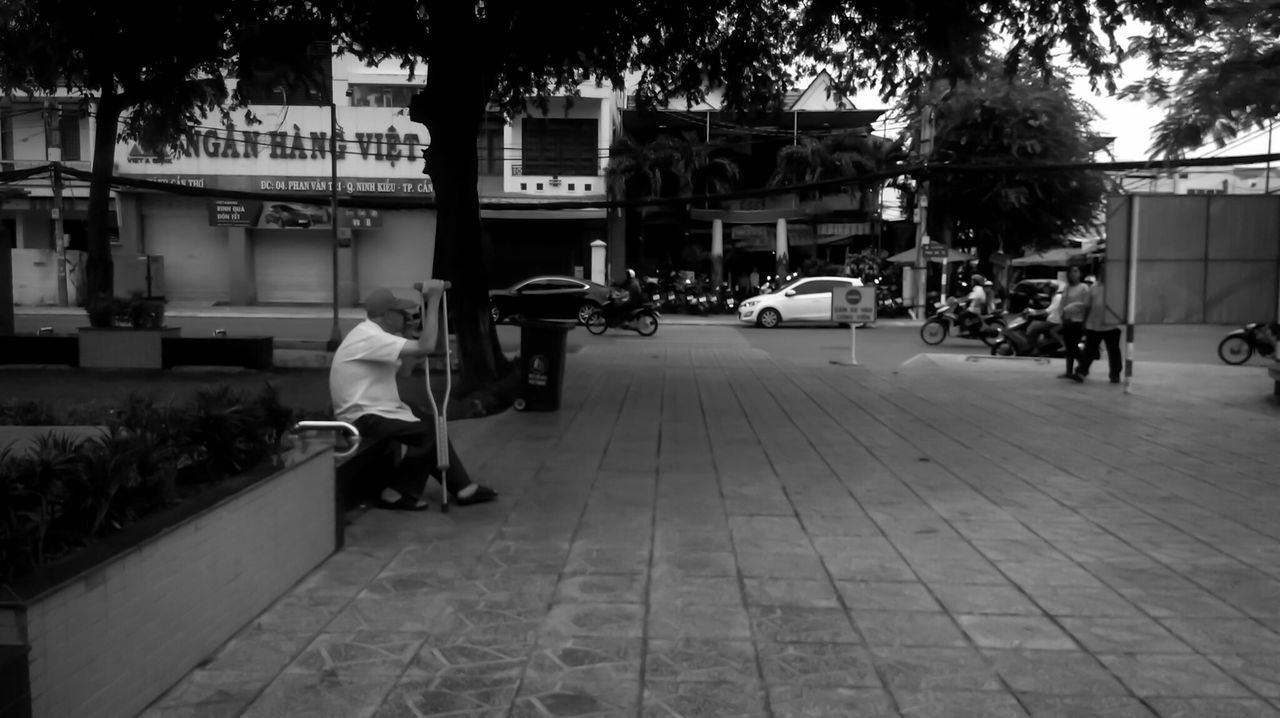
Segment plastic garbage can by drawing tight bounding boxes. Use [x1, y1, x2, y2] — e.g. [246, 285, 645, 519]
[513, 320, 573, 411]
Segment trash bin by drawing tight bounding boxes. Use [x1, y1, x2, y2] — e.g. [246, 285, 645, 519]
[513, 320, 573, 411]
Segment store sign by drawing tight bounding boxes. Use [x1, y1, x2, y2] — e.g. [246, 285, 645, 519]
[117, 105, 438, 196]
[205, 200, 389, 229]
[207, 199, 262, 226]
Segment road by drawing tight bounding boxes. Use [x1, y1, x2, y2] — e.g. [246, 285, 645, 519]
[14, 307, 1259, 370]
[569, 322, 1251, 371]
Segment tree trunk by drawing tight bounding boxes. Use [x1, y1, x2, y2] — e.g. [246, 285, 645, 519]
[422, 7, 508, 390]
[85, 93, 121, 304]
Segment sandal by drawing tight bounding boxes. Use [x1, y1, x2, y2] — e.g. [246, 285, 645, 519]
[374, 493, 431, 511]
[454, 485, 499, 506]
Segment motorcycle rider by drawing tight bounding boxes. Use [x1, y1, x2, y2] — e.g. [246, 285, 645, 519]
[958, 273, 989, 334]
[1025, 281, 1065, 355]
[606, 268, 645, 325]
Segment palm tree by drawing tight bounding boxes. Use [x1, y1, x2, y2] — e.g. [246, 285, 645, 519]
[605, 131, 744, 278]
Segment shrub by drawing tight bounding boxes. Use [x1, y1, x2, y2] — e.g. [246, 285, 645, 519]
[0, 383, 297, 583]
[0, 400, 59, 426]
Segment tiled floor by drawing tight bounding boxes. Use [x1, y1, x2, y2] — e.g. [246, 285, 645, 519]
[142, 331, 1280, 717]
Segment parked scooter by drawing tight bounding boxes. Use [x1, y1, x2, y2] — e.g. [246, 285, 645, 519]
[1217, 322, 1279, 365]
[586, 300, 661, 336]
[920, 297, 1005, 347]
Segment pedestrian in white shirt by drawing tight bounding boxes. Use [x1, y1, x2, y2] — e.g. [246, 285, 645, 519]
[329, 288, 498, 511]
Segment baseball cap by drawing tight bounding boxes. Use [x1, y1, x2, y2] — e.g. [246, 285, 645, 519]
[363, 287, 417, 317]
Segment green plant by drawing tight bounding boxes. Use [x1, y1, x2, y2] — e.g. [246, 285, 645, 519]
[0, 399, 59, 426]
[0, 384, 300, 584]
[183, 386, 271, 482]
[58, 428, 142, 538]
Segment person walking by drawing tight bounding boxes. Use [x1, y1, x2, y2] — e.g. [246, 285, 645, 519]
[1058, 266, 1090, 381]
[1075, 268, 1123, 384]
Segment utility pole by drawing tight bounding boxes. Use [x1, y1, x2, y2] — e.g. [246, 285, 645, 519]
[911, 105, 934, 319]
[1266, 120, 1274, 194]
[326, 99, 342, 352]
[44, 101, 69, 307]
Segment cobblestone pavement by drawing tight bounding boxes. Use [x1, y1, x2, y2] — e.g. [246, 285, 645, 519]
[142, 328, 1280, 718]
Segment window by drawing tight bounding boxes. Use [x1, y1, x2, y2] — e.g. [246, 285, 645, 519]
[349, 84, 418, 109]
[477, 115, 504, 175]
[237, 29, 332, 105]
[793, 280, 843, 295]
[59, 114, 81, 161]
[521, 118, 598, 176]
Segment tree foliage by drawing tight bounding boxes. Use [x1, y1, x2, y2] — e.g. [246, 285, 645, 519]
[769, 132, 904, 195]
[0, 0, 310, 301]
[797, 0, 1208, 101]
[903, 66, 1108, 258]
[606, 133, 744, 201]
[1123, 0, 1280, 157]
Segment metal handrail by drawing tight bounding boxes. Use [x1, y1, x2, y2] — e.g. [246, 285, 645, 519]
[291, 420, 361, 459]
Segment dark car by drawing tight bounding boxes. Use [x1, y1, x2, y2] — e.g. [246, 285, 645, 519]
[262, 203, 331, 228]
[489, 276, 613, 325]
[1007, 278, 1059, 313]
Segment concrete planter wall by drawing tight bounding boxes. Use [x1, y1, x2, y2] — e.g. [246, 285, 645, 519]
[0, 445, 336, 718]
[77, 327, 180, 369]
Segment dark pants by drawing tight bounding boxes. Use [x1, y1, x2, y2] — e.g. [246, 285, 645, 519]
[1078, 328, 1123, 380]
[352, 413, 472, 497]
[1025, 320, 1061, 354]
[1062, 321, 1085, 375]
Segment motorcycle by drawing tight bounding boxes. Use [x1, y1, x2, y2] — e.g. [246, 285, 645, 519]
[991, 310, 1080, 358]
[586, 300, 660, 336]
[1217, 322, 1279, 365]
[920, 297, 1005, 347]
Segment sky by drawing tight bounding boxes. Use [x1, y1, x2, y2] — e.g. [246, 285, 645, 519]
[845, 23, 1276, 166]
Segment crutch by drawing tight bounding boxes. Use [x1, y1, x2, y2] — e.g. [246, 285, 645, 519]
[415, 280, 453, 513]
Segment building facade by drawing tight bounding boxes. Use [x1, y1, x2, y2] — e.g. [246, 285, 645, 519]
[3, 52, 619, 305]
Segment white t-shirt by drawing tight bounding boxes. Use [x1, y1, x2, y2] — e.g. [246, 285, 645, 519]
[329, 319, 415, 422]
[967, 285, 987, 312]
[1046, 292, 1064, 324]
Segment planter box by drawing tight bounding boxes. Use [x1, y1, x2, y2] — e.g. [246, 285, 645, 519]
[0, 444, 336, 718]
[77, 327, 180, 369]
[162, 336, 274, 370]
[0, 335, 78, 367]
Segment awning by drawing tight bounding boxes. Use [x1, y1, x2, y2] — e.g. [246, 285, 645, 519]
[885, 247, 978, 265]
[1010, 247, 1100, 267]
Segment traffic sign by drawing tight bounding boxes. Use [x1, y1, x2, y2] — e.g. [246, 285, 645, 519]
[831, 284, 877, 325]
[922, 244, 950, 259]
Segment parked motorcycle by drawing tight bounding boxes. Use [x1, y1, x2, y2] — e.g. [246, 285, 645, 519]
[920, 297, 1005, 347]
[586, 300, 660, 336]
[1217, 322, 1279, 365]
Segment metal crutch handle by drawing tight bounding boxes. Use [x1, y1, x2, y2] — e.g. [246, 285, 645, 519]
[291, 420, 362, 459]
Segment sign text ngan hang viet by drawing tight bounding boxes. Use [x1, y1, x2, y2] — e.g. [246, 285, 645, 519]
[125, 125, 423, 166]
[116, 106, 437, 184]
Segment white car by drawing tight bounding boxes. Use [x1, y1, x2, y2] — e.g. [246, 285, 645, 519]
[738, 276, 865, 328]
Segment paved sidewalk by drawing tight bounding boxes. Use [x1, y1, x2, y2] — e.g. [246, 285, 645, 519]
[142, 328, 1280, 718]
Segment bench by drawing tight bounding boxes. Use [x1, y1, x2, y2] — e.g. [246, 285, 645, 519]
[335, 434, 398, 514]
[1270, 365, 1280, 397]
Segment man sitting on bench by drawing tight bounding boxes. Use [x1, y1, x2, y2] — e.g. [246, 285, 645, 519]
[329, 287, 498, 511]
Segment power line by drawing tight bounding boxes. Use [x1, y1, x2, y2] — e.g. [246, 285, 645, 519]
[3, 150, 1274, 212]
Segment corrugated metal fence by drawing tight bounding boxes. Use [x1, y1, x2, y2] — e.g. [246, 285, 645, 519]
[1105, 194, 1280, 324]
